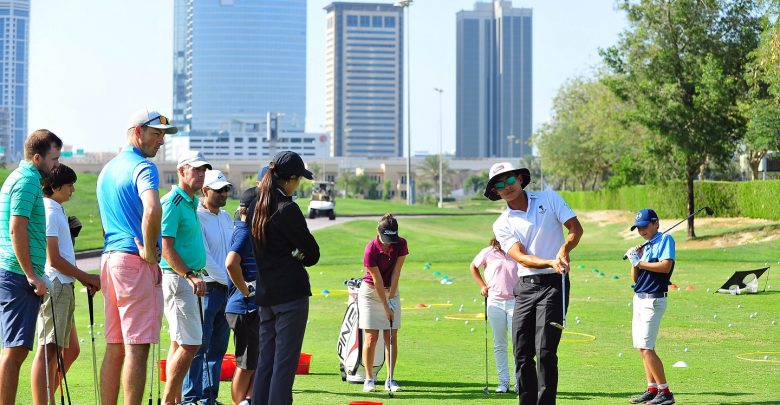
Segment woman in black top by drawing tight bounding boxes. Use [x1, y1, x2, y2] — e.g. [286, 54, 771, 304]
[249, 151, 319, 405]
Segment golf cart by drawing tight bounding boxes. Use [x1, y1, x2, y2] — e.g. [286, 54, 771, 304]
[308, 181, 336, 220]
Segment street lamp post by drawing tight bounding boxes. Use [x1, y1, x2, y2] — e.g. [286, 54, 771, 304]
[433, 87, 443, 208]
[395, 0, 413, 205]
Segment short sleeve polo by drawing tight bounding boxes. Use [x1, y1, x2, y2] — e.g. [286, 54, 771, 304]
[362, 237, 408, 287]
[159, 185, 207, 272]
[493, 189, 576, 276]
[0, 161, 47, 277]
[634, 232, 676, 293]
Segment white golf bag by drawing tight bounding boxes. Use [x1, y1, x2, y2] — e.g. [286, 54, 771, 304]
[337, 278, 385, 383]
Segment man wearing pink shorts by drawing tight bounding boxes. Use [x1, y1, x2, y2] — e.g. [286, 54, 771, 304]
[96, 109, 178, 404]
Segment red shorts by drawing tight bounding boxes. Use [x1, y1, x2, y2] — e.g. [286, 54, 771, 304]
[101, 252, 163, 344]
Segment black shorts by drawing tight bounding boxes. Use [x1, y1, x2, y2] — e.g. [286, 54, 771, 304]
[226, 311, 260, 370]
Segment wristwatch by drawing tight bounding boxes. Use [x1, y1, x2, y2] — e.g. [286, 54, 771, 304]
[184, 270, 195, 279]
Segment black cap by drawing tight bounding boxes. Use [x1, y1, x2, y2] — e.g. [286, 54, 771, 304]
[377, 215, 400, 244]
[239, 187, 258, 208]
[271, 151, 313, 180]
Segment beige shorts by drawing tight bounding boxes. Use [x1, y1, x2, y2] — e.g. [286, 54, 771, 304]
[358, 283, 401, 330]
[632, 295, 667, 349]
[163, 273, 202, 345]
[38, 279, 75, 347]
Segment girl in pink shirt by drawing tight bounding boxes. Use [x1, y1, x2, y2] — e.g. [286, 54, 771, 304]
[470, 237, 519, 393]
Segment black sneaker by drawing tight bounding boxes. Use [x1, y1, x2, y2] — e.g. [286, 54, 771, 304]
[629, 390, 657, 404]
[646, 390, 675, 405]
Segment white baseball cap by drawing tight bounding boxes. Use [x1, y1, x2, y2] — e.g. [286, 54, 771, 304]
[127, 109, 178, 134]
[177, 150, 212, 170]
[483, 162, 531, 201]
[204, 169, 231, 190]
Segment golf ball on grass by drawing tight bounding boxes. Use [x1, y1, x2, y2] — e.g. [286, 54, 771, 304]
[728, 323, 733, 328]
[737, 304, 742, 309]
[684, 347, 689, 352]
[764, 355, 770, 360]
[80, 339, 84, 343]
[465, 321, 469, 325]
[435, 317, 440, 321]
[470, 328, 475, 333]
[618, 352, 623, 358]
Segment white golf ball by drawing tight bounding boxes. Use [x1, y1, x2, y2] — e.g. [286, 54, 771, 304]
[80, 339, 85, 343]
[706, 288, 711, 292]
[628, 302, 632, 307]
[728, 323, 733, 328]
[684, 347, 689, 352]
[772, 320, 776, 325]
[458, 307, 464, 313]
[713, 314, 718, 319]
[587, 296, 591, 301]
[88, 331, 92, 335]
[319, 272, 323, 275]
[575, 316, 580, 320]
[617, 352, 623, 357]
[750, 314, 755, 319]
[99, 324, 104, 328]
[576, 319, 581, 325]
[435, 317, 440, 321]
[440, 279, 447, 285]
[447, 300, 451, 304]
[470, 328, 475, 333]
[465, 321, 469, 325]
[97, 332, 102, 336]
[764, 355, 770, 360]
[737, 304, 742, 309]
[306, 320, 310, 325]
[473, 298, 477, 303]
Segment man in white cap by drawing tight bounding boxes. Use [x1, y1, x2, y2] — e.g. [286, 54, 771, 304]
[160, 150, 210, 405]
[97, 109, 177, 404]
[182, 169, 233, 405]
[485, 162, 583, 405]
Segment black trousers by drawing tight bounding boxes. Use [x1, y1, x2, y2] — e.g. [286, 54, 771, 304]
[512, 274, 570, 405]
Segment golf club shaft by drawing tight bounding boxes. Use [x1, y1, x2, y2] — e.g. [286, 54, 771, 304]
[622, 206, 713, 260]
[49, 293, 71, 405]
[561, 273, 566, 328]
[88, 292, 101, 405]
[484, 296, 488, 393]
[197, 296, 215, 403]
[388, 319, 393, 397]
[41, 299, 52, 404]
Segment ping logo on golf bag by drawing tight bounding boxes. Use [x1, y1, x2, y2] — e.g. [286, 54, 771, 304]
[337, 304, 359, 363]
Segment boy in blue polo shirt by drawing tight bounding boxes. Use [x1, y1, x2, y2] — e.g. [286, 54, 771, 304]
[624, 209, 675, 405]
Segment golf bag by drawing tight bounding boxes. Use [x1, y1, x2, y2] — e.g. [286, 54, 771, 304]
[337, 278, 384, 383]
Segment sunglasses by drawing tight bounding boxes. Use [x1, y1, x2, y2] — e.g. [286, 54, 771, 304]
[213, 186, 231, 194]
[494, 175, 517, 190]
[139, 115, 170, 127]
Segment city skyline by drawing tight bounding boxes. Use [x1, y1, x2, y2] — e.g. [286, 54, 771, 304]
[28, 0, 627, 156]
[0, 0, 29, 161]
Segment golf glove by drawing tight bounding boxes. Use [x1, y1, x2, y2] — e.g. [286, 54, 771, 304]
[291, 248, 305, 261]
[387, 298, 398, 311]
[245, 280, 256, 298]
[625, 247, 641, 267]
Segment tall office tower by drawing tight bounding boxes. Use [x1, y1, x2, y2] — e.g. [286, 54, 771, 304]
[456, 0, 532, 158]
[173, 0, 306, 134]
[0, 1, 29, 162]
[324, 2, 404, 157]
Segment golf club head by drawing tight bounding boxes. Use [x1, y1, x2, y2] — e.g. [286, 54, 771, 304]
[549, 321, 565, 330]
[704, 206, 714, 216]
[483, 387, 489, 394]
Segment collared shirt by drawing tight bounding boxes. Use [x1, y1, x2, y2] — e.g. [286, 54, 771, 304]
[493, 189, 576, 277]
[226, 220, 258, 314]
[362, 237, 409, 288]
[634, 232, 675, 294]
[197, 204, 233, 285]
[44, 198, 76, 284]
[0, 160, 46, 277]
[472, 246, 519, 300]
[160, 185, 206, 273]
[97, 145, 160, 253]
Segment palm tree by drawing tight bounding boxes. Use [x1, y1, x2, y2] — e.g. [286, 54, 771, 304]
[419, 155, 452, 195]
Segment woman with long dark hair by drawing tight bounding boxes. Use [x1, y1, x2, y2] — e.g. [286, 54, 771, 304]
[248, 151, 319, 405]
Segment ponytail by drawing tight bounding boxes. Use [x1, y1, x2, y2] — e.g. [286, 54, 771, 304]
[251, 163, 279, 246]
[489, 237, 503, 253]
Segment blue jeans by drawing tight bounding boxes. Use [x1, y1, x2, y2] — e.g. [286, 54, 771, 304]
[251, 297, 309, 405]
[183, 283, 230, 404]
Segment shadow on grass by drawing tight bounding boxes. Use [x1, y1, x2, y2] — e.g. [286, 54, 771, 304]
[559, 390, 759, 403]
[296, 379, 519, 401]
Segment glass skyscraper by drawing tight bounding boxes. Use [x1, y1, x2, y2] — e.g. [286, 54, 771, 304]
[173, 0, 306, 134]
[324, 2, 404, 157]
[0, 1, 29, 161]
[456, 0, 532, 158]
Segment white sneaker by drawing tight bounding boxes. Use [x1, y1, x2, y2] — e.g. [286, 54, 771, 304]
[496, 382, 510, 393]
[385, 379, 401, 392]
[363, 378, 376, 392]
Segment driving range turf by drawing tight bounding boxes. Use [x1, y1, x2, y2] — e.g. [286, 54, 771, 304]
[11, 212, 779, 404]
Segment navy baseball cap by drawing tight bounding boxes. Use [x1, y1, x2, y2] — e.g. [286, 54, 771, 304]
[257, 165, 269, 180]
[631, 208, 658, 230]
[271, 151, 313, 180]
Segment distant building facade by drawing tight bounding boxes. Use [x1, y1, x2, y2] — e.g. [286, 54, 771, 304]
[456, 0, 532, 158]
[0, 1, 29, 162]
[170, 0, 306, 159]
[324, 2, 404, 158]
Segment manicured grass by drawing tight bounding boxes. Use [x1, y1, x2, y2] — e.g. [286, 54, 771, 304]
[11, 211, 780, 404]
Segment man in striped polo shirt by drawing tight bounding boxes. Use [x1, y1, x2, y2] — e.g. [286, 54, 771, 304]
[0, 130, 62, 404]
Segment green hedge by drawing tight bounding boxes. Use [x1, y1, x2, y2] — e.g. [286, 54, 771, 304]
[559, 180, 780, 219]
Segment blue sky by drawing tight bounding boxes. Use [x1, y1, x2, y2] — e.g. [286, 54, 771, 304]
[28, 0, 627, 155]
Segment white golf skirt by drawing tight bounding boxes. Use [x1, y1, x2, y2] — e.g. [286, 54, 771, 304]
[358, 282, 401, 330]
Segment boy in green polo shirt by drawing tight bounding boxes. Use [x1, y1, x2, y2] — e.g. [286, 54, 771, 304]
[0, 130, 62, 404]
[160, 150, 209, 404]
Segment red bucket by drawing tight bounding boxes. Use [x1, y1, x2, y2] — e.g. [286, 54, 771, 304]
[296, 352, 312, 375]
[220, 354, 237, 381]
[158, 359, 167, 382]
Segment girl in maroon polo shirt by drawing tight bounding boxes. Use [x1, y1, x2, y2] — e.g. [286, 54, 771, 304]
[357, 213, 408, 393]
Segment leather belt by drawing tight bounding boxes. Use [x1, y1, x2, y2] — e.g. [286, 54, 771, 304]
[519, 273, 561, 285]
[635, 292, 667, 299]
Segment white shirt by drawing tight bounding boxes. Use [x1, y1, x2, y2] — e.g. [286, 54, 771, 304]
[44, 198, 76, 284]
[197, 204, 233, 285]
[492, 189, 576, 277]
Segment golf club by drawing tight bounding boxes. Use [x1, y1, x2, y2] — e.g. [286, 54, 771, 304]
[88, 292, 101, 405]
[157, 334, 162, 405]
[623, 206, 714, 260]
[40, 299, 52, 405]
[482, 296, 489, 395]
[197, 296, 215, 404]
[388, 319, 394, 398]
[49, 293, 72, 405]
[148, 339, 154, 405]
[549, 272, 567, 330]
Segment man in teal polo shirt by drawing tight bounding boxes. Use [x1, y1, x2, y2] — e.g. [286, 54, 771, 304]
[160, 150, 209, 405]
[0, 129, 62, 404]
